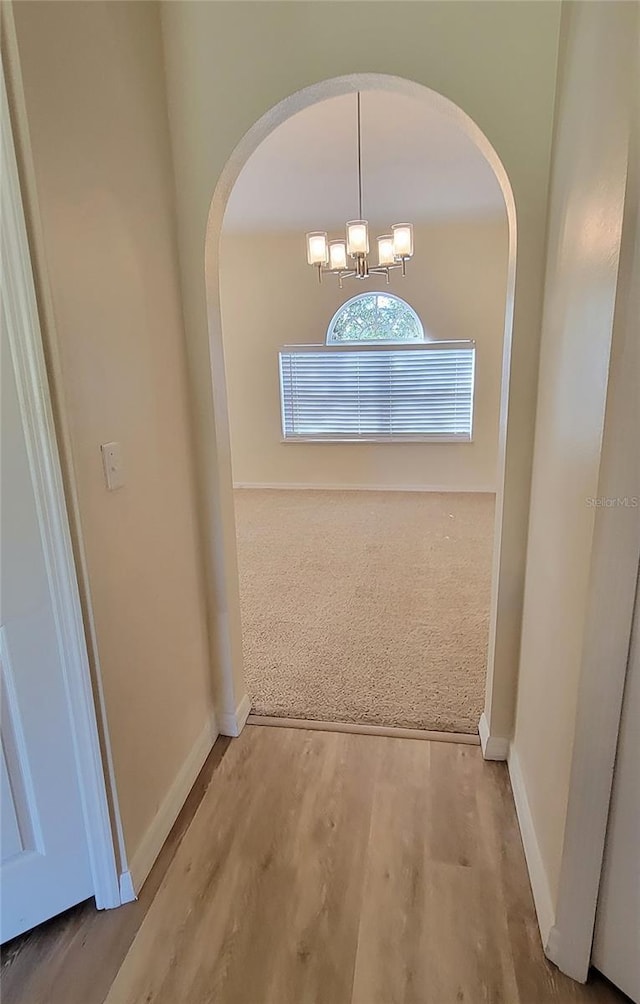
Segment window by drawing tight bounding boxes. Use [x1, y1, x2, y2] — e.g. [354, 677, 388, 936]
[279, 293, 475, 443]
[327, 292, 424, 344]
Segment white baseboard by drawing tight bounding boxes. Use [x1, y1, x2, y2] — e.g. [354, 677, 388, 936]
[218, 693, 252, 738]
[508, 746, 555, 948]
[478, 712, 509, 760]
[118, 870, 136, 904]
[234, 482, 496, 494]
[123, 711, 218, 895]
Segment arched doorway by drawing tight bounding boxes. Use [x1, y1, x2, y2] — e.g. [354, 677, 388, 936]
[203, 74, 517, 741]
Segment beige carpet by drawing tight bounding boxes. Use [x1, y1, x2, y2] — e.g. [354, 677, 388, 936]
[234, 489, 495, 734]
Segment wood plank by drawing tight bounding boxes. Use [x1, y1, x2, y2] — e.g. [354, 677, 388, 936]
[263, 732, 379, 1004]
[351, 737, 433, 1004]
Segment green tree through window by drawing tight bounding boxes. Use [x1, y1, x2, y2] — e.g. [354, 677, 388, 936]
[326, 292, 424, 344]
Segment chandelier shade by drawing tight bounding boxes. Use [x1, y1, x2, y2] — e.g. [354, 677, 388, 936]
[346, 220, 369, 256]
[377, 235, 395, 267]
[392, 223, 414, 259]
[328, 240, 348, 271]
[305, 92, 414, 287]
[306, 231, 329, 266]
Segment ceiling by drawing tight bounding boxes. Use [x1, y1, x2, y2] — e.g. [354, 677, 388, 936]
[223, 91, 505, 233]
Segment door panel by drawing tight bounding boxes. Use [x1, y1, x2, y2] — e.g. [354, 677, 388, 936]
[1, 740, 26, 861]
[1, 641, 39, 862]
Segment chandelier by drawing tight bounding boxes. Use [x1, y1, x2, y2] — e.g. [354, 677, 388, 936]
[305, 92, 414, 288]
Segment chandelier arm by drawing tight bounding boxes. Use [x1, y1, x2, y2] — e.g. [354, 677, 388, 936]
[368, 266, 391, 283]
[320, 268, 357, 279]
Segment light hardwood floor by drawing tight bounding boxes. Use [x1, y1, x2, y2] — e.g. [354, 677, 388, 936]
[1, 727, 628, 1004]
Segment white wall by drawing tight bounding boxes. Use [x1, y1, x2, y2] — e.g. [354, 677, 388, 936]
[220, 219, 508, 491]
[510, 0, 637, 944]
[8, 1, 216, 874]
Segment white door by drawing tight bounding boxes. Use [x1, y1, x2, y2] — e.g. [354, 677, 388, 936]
[1, 303, 95, 944]
[592, 573, 640, 1002]
[0, 75, 95, 941]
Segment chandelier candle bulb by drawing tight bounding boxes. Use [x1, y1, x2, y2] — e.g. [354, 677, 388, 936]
[346, 220, 369, 256]
[306, 231, 329, 265]
[392, 224, 414, 259]
[377, 235, 395, 267]
[328, 240, 348, 271]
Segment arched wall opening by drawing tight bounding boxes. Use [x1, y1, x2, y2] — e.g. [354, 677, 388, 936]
[204, 73, 517, 739]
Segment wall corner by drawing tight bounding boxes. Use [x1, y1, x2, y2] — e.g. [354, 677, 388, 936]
[218, 693, 252, 738]
[479, 712, 509, 760]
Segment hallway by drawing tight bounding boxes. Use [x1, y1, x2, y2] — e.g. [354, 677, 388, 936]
[2, 727, 626, 1004]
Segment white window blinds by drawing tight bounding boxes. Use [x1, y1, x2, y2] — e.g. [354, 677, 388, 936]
[279, 341, 475, 441]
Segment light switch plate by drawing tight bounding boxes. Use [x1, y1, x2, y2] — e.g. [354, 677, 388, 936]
[100, 441, 125, 491]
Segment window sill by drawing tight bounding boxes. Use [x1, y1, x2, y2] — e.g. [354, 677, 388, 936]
[281, 435, 473, 444]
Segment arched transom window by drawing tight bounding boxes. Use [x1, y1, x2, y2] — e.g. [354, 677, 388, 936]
[326, 292, 425, 344]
